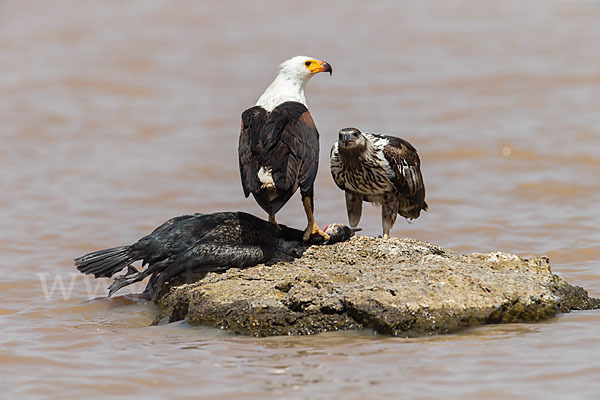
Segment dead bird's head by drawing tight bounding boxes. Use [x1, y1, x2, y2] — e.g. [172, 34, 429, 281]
[322, 224, 360, 244]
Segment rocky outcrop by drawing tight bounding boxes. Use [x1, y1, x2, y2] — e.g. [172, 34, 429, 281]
[155, 236, 599, 337]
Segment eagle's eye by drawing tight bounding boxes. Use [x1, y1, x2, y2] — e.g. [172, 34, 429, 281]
[305, 61, 312, 66]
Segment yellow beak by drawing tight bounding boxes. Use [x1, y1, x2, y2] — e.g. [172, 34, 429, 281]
[308, 60, 333, 75]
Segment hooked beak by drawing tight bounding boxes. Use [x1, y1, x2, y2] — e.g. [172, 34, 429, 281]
[321, 61, 332, 75]
[342, 133, 355, 145]
[307, 59, 333, 76]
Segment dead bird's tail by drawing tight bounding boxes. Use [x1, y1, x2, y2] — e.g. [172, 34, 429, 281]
[74, 246, 136, 278]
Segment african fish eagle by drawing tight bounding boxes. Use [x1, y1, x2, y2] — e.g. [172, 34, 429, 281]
[330, 127, 428, 239]
[238, 56, 332, 242]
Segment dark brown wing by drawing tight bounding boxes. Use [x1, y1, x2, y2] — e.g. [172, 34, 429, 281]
[238, 102, 320, 215]
[239, 106, 268, 198]
[381, 135, 428, 211]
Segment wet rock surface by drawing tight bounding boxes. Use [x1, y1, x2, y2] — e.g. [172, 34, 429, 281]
[155, 236, 600, 337]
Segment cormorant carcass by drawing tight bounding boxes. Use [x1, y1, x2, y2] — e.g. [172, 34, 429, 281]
[75, 211, 355, 300]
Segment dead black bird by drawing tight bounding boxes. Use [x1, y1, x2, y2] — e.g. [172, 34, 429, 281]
[75, 211, 356, 300]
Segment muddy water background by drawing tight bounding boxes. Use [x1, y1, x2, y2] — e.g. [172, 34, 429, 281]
[1, 0, 600, 398]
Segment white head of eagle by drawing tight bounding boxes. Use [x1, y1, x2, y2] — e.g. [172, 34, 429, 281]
[256, 56, 332, 112]
[239, 55, 332, 243]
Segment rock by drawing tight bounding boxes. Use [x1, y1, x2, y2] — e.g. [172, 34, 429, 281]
[154, 236, 600, 337]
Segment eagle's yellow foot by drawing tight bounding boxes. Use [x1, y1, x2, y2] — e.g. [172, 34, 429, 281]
[382, 233, 390, 240]
[303, 223, 330, 243]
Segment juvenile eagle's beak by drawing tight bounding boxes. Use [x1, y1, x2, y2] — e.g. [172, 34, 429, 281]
[343, 132, 354, 145]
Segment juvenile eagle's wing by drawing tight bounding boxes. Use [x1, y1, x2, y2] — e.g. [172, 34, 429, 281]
[381, 136, 427, 209]
[329, 142, 348, 191]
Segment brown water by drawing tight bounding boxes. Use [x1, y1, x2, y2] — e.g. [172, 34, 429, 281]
[1, 0, 600, 398]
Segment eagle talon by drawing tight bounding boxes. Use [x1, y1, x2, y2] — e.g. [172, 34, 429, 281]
[303, 225, 330, 243]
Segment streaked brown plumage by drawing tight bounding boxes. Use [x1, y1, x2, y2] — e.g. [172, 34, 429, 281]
[330, 127, 428, 238]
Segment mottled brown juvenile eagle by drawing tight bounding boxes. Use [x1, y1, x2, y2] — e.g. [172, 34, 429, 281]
[238, 56, 332, 242]
[330, 127, 428, 239]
